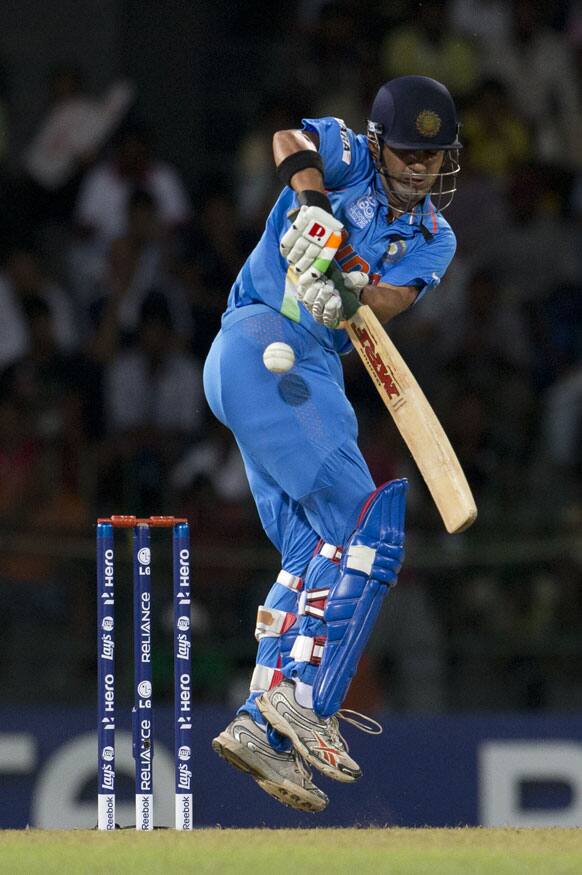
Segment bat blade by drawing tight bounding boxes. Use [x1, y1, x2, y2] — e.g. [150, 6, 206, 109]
[345, 305, 477, 534]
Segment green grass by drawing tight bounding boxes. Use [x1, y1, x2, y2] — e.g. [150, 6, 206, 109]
[1, 827, 581, 874]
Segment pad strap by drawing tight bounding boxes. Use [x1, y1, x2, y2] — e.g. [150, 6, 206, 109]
[255, 606, 297, 641]
[318, 542, 343, 563]
[276, 569, 303, 591]
[298, 587, 330, 620]
[250, 663, 284, 692]
[290, 634, 326, 666]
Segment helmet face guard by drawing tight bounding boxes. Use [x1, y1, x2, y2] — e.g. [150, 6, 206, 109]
[367, 121, 460, 214]
[367, 76, 462, 215]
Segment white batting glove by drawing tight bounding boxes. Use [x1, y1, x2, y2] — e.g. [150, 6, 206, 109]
[280, 205, 343, 281]
[341, 271, 369, 295]
[298, 269, 369, 300]
[300, 277, 342, 327]
[298, 271, 369, 329]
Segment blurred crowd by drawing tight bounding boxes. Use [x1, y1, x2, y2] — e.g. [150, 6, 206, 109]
[0, 0, 580, 714]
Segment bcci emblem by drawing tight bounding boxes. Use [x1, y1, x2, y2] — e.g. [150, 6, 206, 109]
[415, 110, 441, 138]
[384, 239, 407, 263]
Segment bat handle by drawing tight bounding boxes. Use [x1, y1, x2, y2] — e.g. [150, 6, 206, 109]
[326, 263, 362, 319]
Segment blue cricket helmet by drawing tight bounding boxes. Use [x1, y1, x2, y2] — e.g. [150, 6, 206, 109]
[368, 75, 462, 151]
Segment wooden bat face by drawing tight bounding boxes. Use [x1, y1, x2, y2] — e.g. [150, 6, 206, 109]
[292, 261, 477, 533]
[345, 305, 477, 534]
[349, 320, 404, 407]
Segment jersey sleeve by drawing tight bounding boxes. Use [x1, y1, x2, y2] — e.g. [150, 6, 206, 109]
[380, 226, 457, 303]
[302, 117, 357, 190]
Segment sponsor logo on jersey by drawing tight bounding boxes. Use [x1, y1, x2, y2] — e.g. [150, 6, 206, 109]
[334, 117, 352, 164]
[347, 194, 377, 229]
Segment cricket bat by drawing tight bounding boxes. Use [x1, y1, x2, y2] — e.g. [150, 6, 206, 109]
[328, 266, 477, 534]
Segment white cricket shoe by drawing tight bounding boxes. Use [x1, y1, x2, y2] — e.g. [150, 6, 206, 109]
[256, 680, 362, 783]
[212, 711, 328, 813]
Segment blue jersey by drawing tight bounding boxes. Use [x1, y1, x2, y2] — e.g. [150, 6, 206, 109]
[225, 116, 457, 354]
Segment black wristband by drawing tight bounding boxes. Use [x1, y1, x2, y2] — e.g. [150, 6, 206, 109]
[297, 189, 333, 214]
[276, 149, 324, 188]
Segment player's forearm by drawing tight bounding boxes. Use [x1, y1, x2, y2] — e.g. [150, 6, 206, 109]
[360, 282, 417, 324]
[273, 129, 325, 195]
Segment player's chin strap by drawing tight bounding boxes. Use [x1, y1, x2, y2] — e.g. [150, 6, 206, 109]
[366, 122, 399, 188]
[313, 478, 408, 718]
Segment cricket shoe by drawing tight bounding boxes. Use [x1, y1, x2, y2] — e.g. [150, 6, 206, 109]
[256, 680, 362, 783]
[212, 711, 328, 813]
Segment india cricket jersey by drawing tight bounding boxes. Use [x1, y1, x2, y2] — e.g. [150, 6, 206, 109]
[225, 115, 457, 354]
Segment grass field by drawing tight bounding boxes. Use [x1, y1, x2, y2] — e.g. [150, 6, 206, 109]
[1, 828, 582, 874]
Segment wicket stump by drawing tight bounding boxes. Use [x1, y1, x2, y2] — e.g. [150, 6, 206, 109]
[97, 516, 193, 830]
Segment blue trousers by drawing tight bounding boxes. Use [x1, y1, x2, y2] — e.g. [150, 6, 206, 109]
[203, 305, 375, 724]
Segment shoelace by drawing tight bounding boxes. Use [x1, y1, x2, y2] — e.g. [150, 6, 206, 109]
[321, 709, 382, 757]
[326, 716, 350, 752]
[338, 708, 383, 736]
[293, 750, 316, 785]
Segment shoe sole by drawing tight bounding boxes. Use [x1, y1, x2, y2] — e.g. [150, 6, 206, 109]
[256, 697, 360, 784]
[211, 732, 327, 813]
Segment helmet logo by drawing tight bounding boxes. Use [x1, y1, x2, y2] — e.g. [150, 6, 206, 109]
[415, 110, 441, 138]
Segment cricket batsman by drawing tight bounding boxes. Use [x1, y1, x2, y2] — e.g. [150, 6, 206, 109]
[204, 76, 461, 811]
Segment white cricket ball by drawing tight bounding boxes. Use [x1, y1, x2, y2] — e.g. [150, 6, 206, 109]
[262, 342, 295, 373]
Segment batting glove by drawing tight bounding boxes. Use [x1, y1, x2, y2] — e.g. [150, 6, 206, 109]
[298, 271, 369, 329]
[280, 203, 343, 282]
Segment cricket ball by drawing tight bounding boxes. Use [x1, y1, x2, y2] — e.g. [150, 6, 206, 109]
[262, 342, 295, 373]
